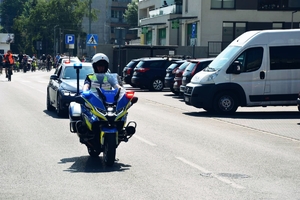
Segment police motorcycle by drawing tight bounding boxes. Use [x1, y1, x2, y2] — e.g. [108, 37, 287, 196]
[69, 63, 138, 166]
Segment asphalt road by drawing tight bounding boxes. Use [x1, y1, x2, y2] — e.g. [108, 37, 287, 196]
[0, 70, 299, 200]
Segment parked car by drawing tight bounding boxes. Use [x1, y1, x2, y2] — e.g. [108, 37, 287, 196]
[131, 57, 181, 91]
[173, 61, 191, 94]
[47, 62, 94, 117]
[179, 58, 214, 94]
[164, 60, 187, 94]
[122, 58, 144, 87]
[297, 92, 300, 111]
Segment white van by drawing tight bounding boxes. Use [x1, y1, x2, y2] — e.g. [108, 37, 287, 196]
[184, 29, 300, 114]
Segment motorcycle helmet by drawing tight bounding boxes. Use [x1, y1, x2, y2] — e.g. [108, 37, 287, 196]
[92, 53, 109, 73]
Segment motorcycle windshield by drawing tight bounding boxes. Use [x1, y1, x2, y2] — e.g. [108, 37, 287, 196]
[94, 73, 119, 89]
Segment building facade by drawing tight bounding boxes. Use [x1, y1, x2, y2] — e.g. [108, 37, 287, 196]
[138, 0, 300, 56]
[81, 0, 137, 45]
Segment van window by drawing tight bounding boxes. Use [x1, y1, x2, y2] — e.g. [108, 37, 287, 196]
[234, 47, 263, 73]
[270, 46, 300, 70]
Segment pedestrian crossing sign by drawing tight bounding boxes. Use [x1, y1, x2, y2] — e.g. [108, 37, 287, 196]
[86, 34, 98, 46]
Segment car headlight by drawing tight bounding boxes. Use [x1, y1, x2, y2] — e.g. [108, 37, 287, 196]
[206, 72, 219, 82]
[61, 90, 77, 96]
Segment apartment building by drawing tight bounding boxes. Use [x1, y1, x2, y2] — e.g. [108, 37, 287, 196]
[138, 0, 300, 56]
[82, 0, 137, 45]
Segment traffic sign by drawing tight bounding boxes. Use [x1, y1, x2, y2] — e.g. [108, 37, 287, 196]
[65, 34, 75, 44]
[191, 23, 196, 38]
[86, 34, 98, 46]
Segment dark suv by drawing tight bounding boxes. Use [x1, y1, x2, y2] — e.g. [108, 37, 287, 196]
[131, 57, 181, 91]
[122, 58, 143, 87]
[179, 58, 214, 93]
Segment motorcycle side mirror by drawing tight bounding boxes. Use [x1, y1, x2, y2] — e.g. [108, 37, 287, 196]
[131, 97, 138, 104]
[50, 74, 58, 80]
[74, 96, 85, 104]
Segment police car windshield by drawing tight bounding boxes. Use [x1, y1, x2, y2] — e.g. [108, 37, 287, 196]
[62, 66, 94, 79]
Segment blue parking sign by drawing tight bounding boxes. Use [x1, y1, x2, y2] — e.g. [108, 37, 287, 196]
[191, 23, 196, 38]
[65, 34, 75, 44]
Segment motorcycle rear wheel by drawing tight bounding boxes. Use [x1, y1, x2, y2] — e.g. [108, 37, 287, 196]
[103, 133, 116, 166]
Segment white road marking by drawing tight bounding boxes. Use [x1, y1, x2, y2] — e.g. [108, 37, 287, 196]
[133, 135, 157, 146]
[175, 157, 245, 189]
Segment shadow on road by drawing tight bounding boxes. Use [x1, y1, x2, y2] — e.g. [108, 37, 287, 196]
[58, 156, 131, 173]
[183, 110, 300, 120]
[43, 110, 69, 119]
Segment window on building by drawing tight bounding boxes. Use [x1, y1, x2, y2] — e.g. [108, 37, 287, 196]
[158, 28, 166, 45]
[111, 10, 123, 18]
[272, 22, 283, 29]
[211, 0, 235, 9]
[258, 0, 300, 10]
[185, 0, 188, 12]
[270, 46, 300, 70]
[146, 31, 152, 45]
[222, 22, 246, 42]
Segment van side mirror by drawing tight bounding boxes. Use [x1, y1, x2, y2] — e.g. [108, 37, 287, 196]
[230, 61, 241, 74]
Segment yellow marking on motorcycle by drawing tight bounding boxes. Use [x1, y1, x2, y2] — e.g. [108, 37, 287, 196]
[100, 131, 105, 145]
[85, 118, 92, 130]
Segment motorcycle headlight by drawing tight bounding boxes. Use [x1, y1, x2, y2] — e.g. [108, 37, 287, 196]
[61, 90, 77, 96]
[107, 106, 115, 117]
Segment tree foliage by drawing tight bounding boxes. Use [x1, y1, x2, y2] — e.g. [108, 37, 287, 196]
[1, 0, 98, 55]
[124, 0, 138, 27]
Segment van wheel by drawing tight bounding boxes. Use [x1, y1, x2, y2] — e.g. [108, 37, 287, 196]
[213, 92, 238, 114]
[150, 78, 164, 91]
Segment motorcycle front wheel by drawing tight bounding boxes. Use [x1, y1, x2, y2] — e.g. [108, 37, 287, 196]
[103, 133, 116, 166]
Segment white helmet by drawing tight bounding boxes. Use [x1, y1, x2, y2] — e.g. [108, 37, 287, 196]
[91, 53, 109, 73]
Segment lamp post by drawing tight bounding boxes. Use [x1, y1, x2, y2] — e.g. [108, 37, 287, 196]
[88, 0, 92, 58]
[53, 25, 59, 56]
[291, 11, 297, 29]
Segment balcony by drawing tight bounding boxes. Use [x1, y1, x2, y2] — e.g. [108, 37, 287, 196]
[149, 4, 182, 18]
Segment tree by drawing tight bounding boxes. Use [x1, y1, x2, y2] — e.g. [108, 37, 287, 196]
[0, 0, 28, 53]
[13, 0, 98, 55]
[124, 0, 138, 27]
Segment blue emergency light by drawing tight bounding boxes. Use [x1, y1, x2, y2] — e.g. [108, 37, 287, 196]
[73, 63, 82, 69]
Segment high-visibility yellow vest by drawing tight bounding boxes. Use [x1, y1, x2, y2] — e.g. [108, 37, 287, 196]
[88, 74, 111, 92]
